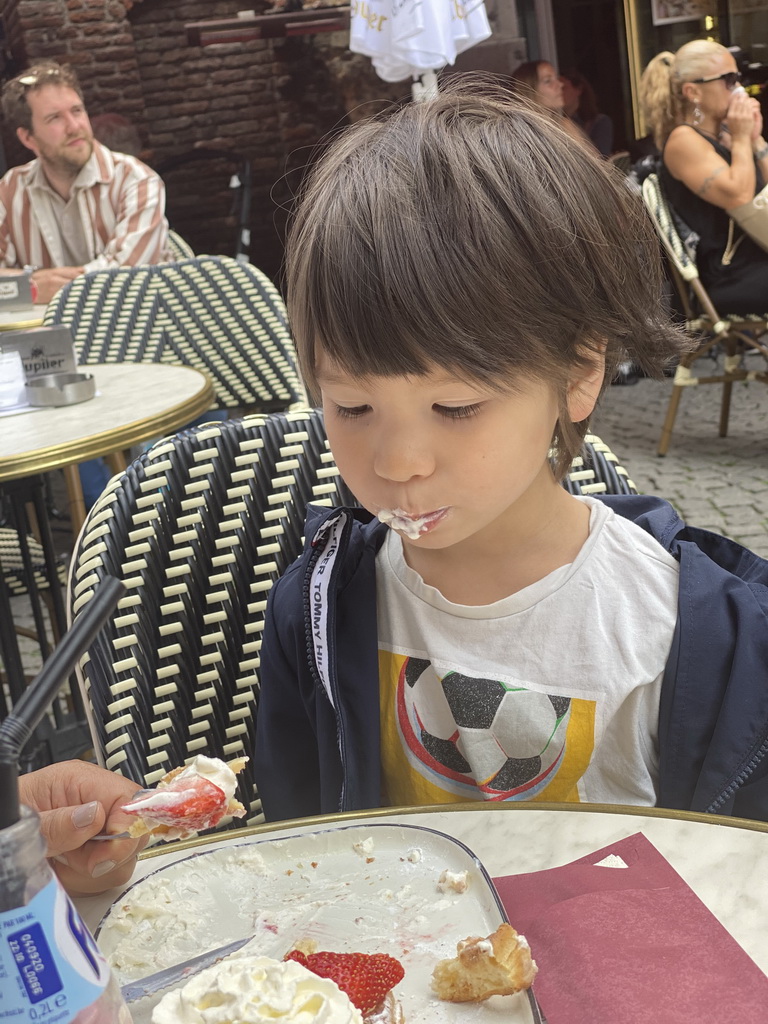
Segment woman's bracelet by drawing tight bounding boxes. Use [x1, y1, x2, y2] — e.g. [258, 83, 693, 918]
[753, 140, 768, 160]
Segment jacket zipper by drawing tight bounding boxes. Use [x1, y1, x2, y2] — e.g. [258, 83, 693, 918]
[301, 511, 350, 812]
[706, 733, 768, 813]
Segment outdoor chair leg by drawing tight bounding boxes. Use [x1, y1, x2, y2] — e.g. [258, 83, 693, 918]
[658, 385, 684, 456]
[719, 380, 733, 438]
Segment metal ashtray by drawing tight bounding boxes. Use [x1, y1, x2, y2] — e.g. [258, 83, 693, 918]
[26, 371, 96, 407]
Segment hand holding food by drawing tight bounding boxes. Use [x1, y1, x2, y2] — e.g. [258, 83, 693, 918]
[120, 755, 248, 840]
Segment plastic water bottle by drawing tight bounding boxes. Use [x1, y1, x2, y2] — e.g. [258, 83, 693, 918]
[0, 805, 131, 1024]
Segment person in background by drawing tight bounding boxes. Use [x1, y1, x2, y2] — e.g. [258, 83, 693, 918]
[560, 69, 614, 157]
[640, 39, 768, 314]
[0, 60, 170, 305]
[0, 62, 172, 507]
[19, 759, 146, 896]
[90, 112, 143, 159]
[509, 60, 587, 145]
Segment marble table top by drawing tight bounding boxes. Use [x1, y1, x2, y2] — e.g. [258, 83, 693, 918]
[0, 362, 215, 480]
[0, 303, 46, 331]
[76, 803, 768, 975]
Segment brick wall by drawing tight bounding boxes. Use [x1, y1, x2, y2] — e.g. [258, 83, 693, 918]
[0, 0, 508, 282]
[0, 0, 406, 281]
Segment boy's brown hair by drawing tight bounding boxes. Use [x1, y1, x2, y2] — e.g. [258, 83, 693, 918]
[2, 61, 84, 133]
[286, 78, 684, 477]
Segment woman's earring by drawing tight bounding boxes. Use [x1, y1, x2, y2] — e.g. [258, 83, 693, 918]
[693, 104, 703, 126]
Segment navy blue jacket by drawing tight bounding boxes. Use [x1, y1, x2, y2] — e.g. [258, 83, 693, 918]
[254, 495, 768, 823]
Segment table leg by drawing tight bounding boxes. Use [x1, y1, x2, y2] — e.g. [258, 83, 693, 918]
[104, 451, 127, 476]
[63, 464, 86, 537]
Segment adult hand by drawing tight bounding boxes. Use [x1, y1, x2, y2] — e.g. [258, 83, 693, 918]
[724, 90, 758, 140]
[749, 97, 764, 143]
[30, 265, 83, 304]
[19, 760, 148, 896]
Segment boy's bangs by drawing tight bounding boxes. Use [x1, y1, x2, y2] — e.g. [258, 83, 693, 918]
[303, 231, 510, 386]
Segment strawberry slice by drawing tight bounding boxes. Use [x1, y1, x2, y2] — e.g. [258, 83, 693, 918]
[285, 950, 404, 1016]
[122, 777, 227, 832]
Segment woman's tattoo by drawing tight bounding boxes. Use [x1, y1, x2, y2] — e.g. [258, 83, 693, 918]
[697, 166, 726, 196]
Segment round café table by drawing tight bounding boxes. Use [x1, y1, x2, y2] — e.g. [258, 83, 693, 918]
[0, 363, 215, 754]
[0, 304, 46, 331]
[0, 362, 215, 524]
[75, 803, 768, 1023]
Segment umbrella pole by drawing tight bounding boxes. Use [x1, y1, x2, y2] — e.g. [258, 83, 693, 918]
[411, 69, 439, 103]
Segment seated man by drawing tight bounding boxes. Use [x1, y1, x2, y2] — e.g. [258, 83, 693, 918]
[0, 60, 170, 304]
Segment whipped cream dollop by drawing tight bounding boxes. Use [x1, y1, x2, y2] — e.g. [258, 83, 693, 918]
[126, 756, 237, 815]
[376, 508, 436, 540]
[151, 956, 363, 1024]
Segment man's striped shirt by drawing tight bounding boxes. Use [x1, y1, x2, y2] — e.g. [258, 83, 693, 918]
[0, 141, 170, 271]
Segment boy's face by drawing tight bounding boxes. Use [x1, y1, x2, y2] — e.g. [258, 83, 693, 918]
[317, 352, 594, 561]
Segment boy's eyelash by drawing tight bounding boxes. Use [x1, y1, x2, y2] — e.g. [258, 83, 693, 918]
[334, 403, 482, 420]
[436, 404, 482, 419]
[334, 404, 369, 419]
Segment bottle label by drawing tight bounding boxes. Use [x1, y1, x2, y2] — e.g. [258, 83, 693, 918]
[0, 875, 111, 1024]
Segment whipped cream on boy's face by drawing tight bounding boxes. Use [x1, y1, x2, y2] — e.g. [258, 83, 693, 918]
[376, 507, 449, 540]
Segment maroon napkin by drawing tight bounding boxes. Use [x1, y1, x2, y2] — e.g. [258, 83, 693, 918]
[492, 832, 768, 1024]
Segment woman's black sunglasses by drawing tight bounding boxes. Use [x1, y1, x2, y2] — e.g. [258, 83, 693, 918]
[691, 71, 742, 89]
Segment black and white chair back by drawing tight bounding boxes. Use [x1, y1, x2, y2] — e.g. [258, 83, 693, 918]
[44, 255, 308, 411]
[165, 230, 195, 260]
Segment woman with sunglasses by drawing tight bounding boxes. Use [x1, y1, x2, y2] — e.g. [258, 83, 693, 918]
[640, 40, 768, 313]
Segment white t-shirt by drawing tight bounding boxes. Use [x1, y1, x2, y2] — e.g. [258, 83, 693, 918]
[376, 497, 680, 808]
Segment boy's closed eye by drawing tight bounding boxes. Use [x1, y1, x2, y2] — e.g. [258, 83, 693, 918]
[332, 402, 484, 420]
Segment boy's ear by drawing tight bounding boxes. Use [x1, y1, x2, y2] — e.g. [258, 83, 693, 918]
[566, 347, 606, 423]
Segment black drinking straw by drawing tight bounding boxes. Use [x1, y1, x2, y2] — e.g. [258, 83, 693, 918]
[0, 576, 125, 832]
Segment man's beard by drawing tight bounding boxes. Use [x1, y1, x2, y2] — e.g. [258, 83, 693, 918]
[40, 135, 94, 177]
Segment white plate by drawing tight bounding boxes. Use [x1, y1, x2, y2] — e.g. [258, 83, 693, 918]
[96, 822, 536, 1022]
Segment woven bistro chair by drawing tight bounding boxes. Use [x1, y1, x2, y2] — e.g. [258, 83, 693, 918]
[641, 173, 768, 456]
[43, 254, 307, 412]
[0, 525, 67, 718]
[166, 230, 195, 260]
[66, 413, 636, 831]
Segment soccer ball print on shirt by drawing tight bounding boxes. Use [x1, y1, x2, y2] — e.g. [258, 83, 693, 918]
[379, 651, 597, 803]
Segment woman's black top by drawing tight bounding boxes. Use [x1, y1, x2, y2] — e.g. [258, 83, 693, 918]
[661, 126, 768, 314]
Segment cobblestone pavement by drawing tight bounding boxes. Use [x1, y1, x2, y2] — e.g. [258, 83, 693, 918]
[591, 365, 768, 558]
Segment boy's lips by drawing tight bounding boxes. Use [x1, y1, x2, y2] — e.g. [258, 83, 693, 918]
[375, 506, 450, 539]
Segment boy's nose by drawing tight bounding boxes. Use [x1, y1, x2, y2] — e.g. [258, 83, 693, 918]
[373, 431, 435, 482]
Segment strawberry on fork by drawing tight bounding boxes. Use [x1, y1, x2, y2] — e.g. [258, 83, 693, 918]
[118, 755, 248, 841]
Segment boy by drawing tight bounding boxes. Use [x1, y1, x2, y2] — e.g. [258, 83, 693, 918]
[254, 82, 768, 823]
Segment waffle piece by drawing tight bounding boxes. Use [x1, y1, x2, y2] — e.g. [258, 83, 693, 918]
[431, 923, 537, 1002]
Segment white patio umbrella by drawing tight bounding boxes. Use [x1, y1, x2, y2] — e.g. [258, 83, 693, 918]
[350, 0, 492, 102]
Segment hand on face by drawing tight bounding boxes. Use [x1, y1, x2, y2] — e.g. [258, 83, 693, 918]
[19, 760, 148, 896]
[749, 96, 764, 142]
[724, 89, 757, 139]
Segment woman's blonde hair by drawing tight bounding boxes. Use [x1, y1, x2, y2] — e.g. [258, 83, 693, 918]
[640, 40, 728, 148]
